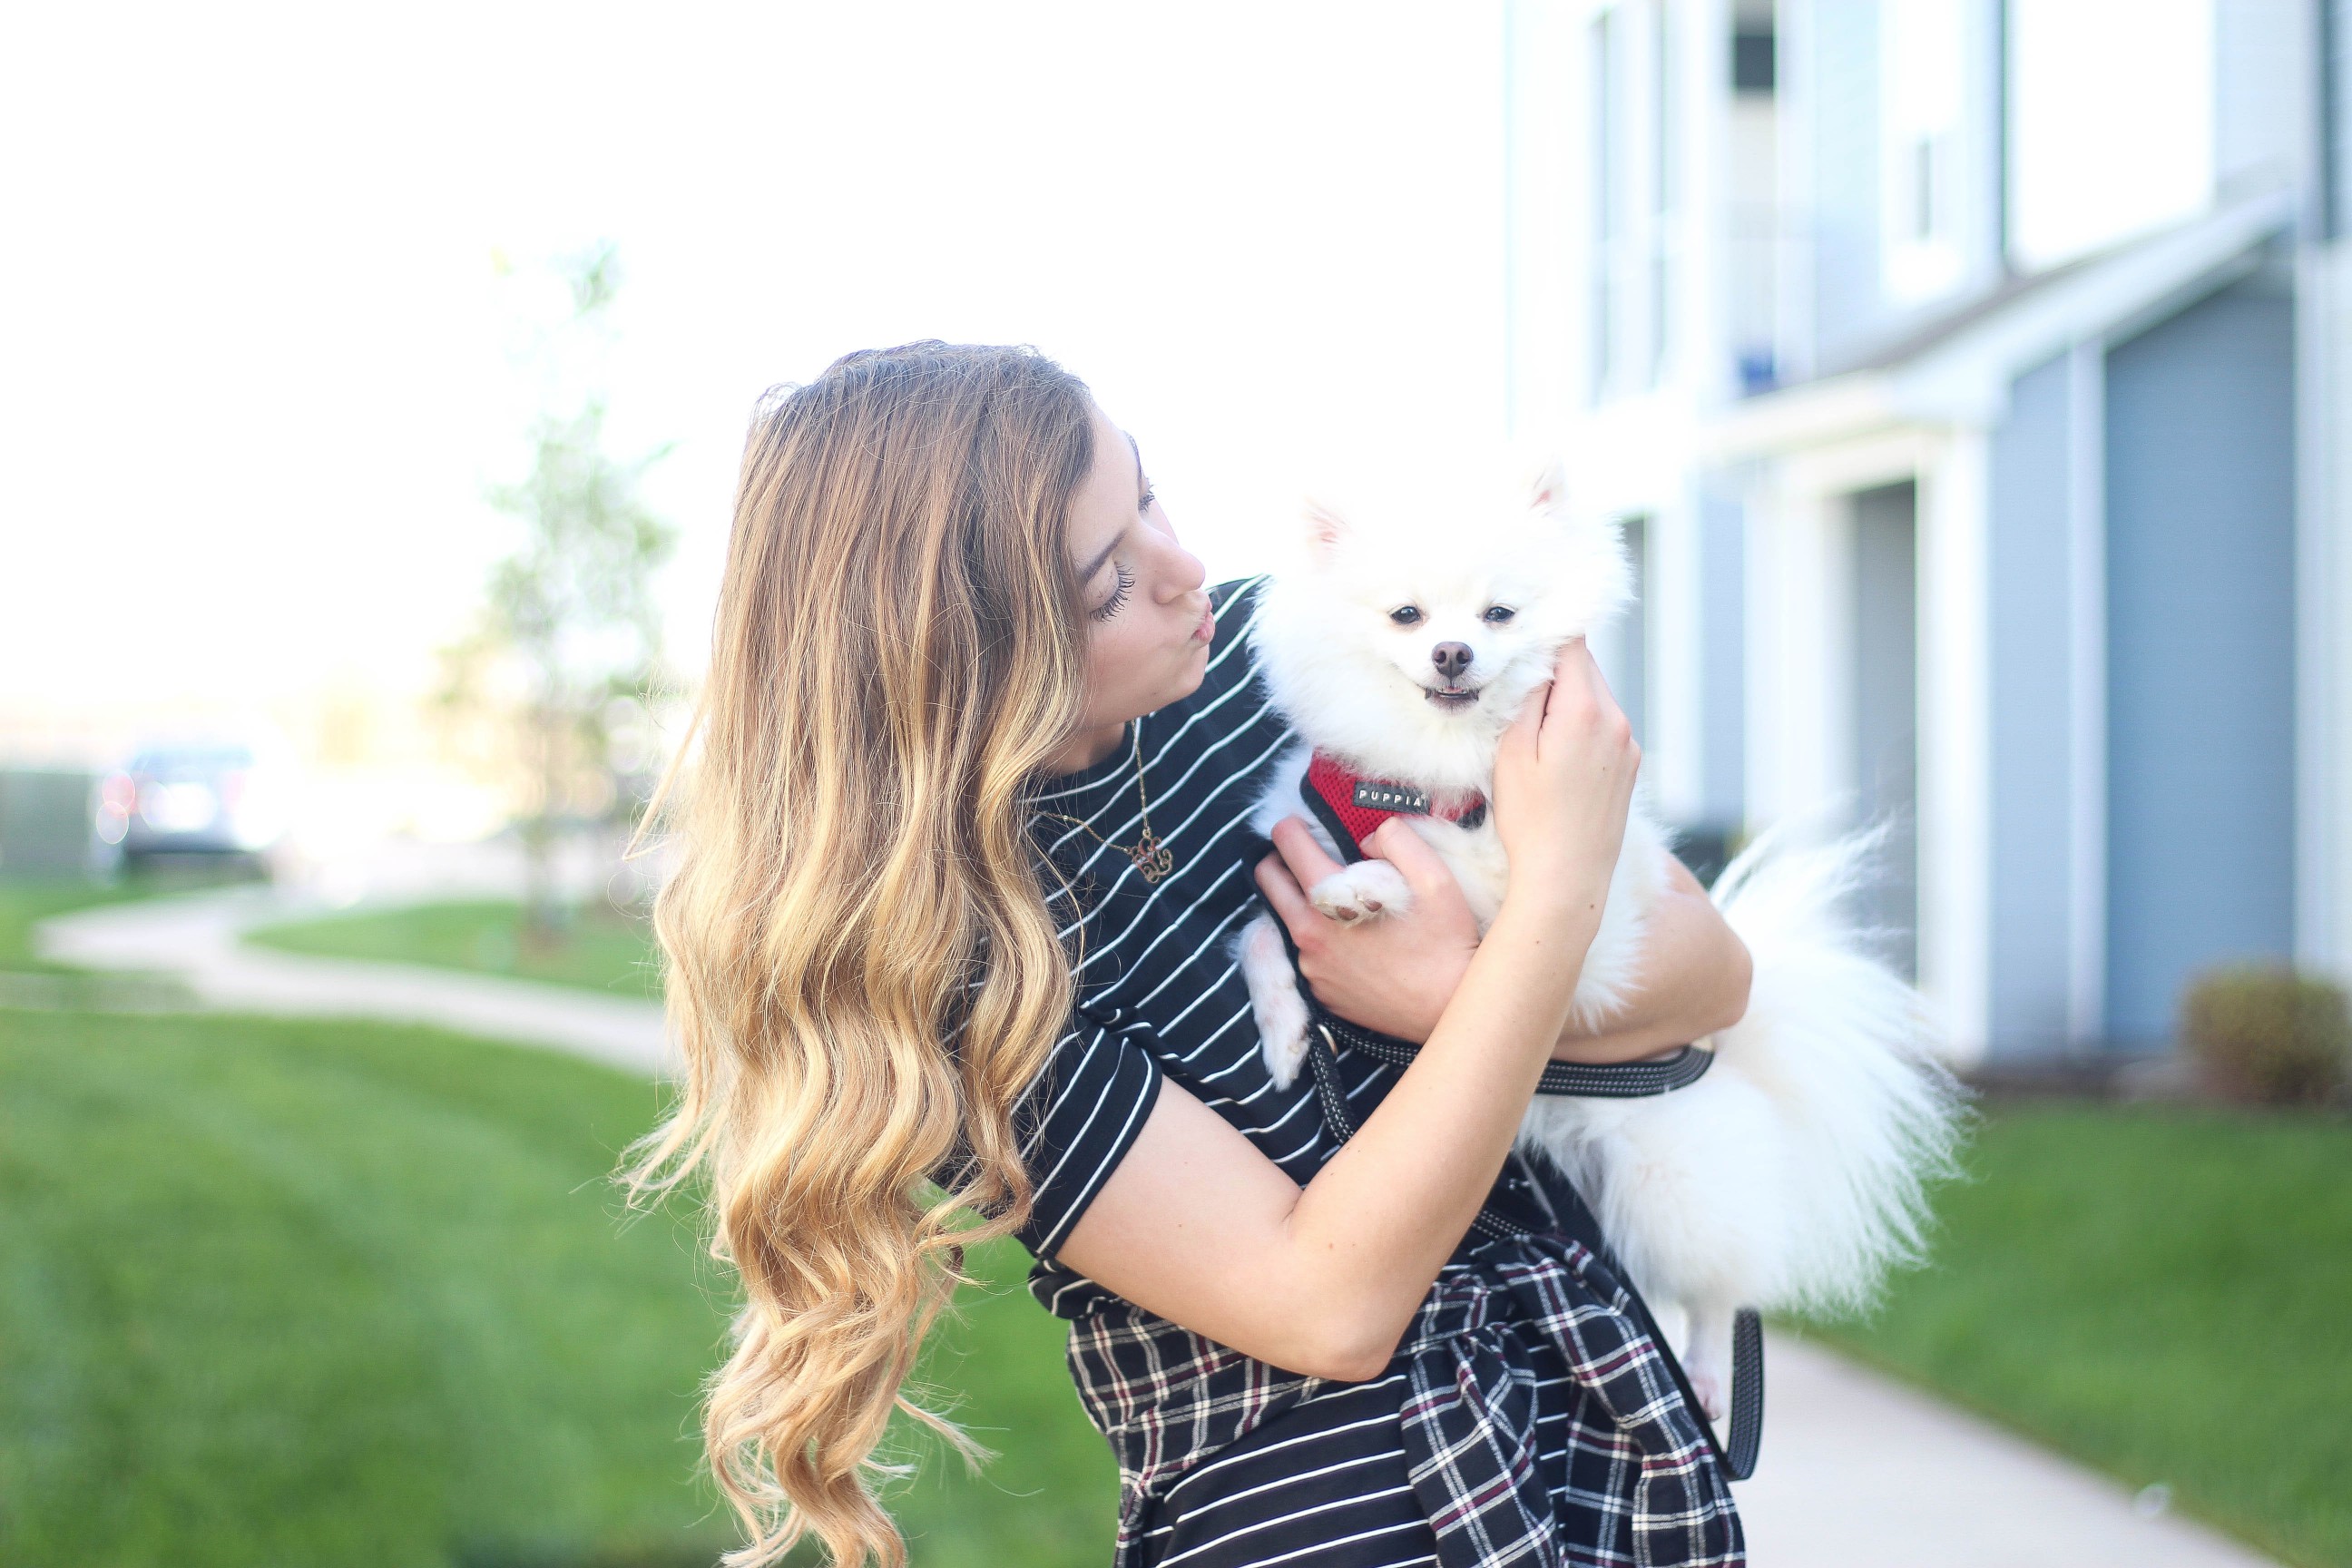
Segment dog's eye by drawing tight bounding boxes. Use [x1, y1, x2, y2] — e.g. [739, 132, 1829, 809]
[1483, 605, 1516, 623]
[1389, 606, 1423, 626]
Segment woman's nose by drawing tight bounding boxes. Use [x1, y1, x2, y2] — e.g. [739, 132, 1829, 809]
[1160, 540, 1206, 598]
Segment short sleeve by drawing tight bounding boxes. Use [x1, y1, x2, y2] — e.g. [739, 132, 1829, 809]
[1006, 1012, 1164, 1259]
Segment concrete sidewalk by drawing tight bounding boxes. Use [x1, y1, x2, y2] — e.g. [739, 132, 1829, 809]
[20, 887, 2286, 1568]
[32, 885, 670, 1076]
[1737, 1335, 2279, 1567]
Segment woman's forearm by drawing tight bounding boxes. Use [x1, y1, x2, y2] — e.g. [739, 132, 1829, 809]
[1279, 889, 1602, 1373]
[1059, 648, 1644, 1382]
[1551, 860, 1750, 1063]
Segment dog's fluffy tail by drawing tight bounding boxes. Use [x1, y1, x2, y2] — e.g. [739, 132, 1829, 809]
[1708, 821, 1969, 1316]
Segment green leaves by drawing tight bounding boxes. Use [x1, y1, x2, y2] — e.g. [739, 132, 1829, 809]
[438, 245, 680, 927]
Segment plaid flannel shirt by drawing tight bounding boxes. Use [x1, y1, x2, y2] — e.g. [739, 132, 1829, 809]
[1066, 1229, 1745, 1568]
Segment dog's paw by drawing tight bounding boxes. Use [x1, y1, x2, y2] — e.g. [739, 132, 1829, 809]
[1238, 916, 1315, 1089]
[1680, 1318, 1730, 1423]
[1686, 1366, 1727, 1424]
[1308, 859, 1415, 926]
[1256, 985, 1313, 1089]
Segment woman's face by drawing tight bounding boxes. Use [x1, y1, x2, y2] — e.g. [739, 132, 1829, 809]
[1062, 403, 1212, 756]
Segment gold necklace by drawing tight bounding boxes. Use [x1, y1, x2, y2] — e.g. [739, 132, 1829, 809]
[1037, 722, 1175, 883]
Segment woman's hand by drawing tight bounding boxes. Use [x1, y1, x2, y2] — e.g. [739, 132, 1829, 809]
[1253, 817, 1481, 1044]
[1060, 655, 1642, 1381]
[1489, 640, 1640, 920]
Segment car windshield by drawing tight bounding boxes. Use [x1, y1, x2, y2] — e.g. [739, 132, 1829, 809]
[132, 747, 256, 779]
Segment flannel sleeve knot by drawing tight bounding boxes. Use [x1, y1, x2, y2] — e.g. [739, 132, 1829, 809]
[1066, 1230, 1743, 1568]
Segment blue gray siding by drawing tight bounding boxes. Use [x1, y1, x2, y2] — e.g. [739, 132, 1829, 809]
[2102, 271, 2298, 1047]
[1850, 481, 1919, 977]
[1985, 351, 2079, 1056]
[1699, 490, 1748, 827]
[2334, 0, 2352, 236]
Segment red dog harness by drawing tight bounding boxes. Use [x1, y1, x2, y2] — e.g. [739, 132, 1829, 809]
[1299, 752, 1487, 859]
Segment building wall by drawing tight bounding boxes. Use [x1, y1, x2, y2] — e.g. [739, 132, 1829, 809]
[2316, 240, 2352, 991]
[2102, 270, 2299, 1046]
[1851, 479, 1920, 977]
[2214, 0, 2309, 198]
[2334, 0, 2352, 231]
[1697, 487, 1749, 826]
[1985, 350, 2079, 1056]
[1794, 0, 1884, 369]
[1512, 0, 2345, 1063]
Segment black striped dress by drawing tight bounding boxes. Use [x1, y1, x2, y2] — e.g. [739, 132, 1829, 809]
[1006, 577, 1742, 1568]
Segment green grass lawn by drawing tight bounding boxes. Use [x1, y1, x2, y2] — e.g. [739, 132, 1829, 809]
[29, 879, 2350, 1565]
[248, 900, 663, 998]
[0, 1008, 1115, 1568]
[1808, 1102, 2352, 1568]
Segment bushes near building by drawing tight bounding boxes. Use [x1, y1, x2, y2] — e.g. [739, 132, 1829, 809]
[2181, 965, 2350, 1107]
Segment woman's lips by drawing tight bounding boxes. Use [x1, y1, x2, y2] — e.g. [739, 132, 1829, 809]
[1193, 606, 1216, 644]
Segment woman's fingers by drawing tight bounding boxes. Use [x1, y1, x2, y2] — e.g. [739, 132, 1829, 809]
[1499, 672, 1550, 769]
[1269, 815, 1345, 890]
[1365, 818, 1462, 904]
[1486, 636, 1641, 903]
[1541, 640, 1618, 738]
[1252, 849, 1317, 940]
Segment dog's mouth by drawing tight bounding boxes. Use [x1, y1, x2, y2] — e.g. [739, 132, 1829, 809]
[1422, 684, 1481, 710]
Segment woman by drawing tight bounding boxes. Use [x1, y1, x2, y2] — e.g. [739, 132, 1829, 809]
[633, 342, 1754, 1568]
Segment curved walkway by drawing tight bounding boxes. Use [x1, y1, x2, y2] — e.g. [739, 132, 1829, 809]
[33, 885, 669, 1076]
[23, 887, 2283, 1568]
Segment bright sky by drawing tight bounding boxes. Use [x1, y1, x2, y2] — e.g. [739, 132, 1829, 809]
[1, 3, 1507, 723]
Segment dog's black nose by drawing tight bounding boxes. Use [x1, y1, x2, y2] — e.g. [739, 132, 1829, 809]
[1432, 642, 1473, 681]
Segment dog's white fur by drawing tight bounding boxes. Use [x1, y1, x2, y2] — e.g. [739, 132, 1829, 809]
[1237, 462, 1965, 1417]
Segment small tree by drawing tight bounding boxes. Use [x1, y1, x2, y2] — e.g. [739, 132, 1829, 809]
[441, 243, 676, 936]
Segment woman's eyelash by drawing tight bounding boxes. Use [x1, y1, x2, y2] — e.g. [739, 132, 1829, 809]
[1092, 562, 1135, 622]
[1138, 486, 1157, 514]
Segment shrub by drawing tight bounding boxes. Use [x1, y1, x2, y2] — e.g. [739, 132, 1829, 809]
[2180, 965, 2351, 1107]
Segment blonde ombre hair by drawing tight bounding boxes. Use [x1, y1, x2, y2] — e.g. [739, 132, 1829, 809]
[629, 342, 1100, 1566]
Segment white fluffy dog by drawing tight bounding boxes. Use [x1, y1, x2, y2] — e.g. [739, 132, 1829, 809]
[1237, 463, 1964, 1416]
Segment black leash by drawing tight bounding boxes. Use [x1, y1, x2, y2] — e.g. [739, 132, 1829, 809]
[1317, 1007, 1718, 1098]
[1270, 769, 1766, 1480]
[1298, 1017, 1762, 1480]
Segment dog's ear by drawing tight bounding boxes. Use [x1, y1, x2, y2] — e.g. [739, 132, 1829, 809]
[1528, 457, 1570, 515]
[1302, 498, 1351, 559]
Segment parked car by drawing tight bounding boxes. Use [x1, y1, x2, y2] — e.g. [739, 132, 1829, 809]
[99, 742, 291, 862]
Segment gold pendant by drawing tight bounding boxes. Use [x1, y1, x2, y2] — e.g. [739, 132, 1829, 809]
[1128, 829, 1174, 883]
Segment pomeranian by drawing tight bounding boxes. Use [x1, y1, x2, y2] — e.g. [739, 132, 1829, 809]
[1237, 461, 1964, 1416]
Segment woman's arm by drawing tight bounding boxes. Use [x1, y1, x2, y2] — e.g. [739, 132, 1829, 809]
[1054, 643, 1638, 1382]
[1253, 818, 1750, 1065]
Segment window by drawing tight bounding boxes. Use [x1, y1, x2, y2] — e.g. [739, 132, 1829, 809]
[1589, 2, 1672, 399]
[1651, 0, 1672, 379]
[1592, 8, 1618, 397]
[1597, 514, 1651, 748]
[1912, 136, 1936, 241]
[1731, 25, 1775, 93]
[1728, 3, 1780, 392]
[1880, 0, 1968, 302]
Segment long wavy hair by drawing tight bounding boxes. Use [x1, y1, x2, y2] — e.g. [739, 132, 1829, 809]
[627, 342, 1099, 1566]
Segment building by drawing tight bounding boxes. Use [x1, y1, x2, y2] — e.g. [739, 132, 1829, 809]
[1504, 0, 2352, 1063]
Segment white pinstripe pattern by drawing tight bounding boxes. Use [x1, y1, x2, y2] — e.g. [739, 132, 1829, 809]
[984, 578, 1742, 1565]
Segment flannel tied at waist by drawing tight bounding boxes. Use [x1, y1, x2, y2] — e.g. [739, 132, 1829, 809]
[1066, 1229, 1744, 1568]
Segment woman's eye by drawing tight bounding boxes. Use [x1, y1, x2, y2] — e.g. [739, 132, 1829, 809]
[1092, 563, 1135, 622]
[1389, 606, 1423, 626]
[1483, 605, 1516, 623]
